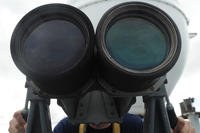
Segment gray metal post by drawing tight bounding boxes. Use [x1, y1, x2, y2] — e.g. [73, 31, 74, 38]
[180, 98, 200, 133]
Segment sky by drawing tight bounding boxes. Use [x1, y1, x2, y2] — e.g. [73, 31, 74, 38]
[0, 0, 200, 132]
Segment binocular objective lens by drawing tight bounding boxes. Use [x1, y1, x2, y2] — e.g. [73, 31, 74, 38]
[24, 20, 85, 73]
[106, 18, 168, 70]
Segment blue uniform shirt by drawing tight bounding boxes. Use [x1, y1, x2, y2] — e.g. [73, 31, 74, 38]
[53, 113, 143, 133]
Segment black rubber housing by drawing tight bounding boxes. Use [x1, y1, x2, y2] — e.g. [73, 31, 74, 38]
[11, 4, 94, 95]
[96, 2, 181, 92]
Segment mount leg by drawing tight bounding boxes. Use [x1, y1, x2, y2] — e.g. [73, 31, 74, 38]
[143, 85, 173, 133]
[24, 79, 52, 133]
[156, 97, 171, 133]
[143, 97, 156, 133]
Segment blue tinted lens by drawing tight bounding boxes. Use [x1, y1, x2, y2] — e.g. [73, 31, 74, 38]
[24, 20, 85, 73]
[106, 18, 168, 70]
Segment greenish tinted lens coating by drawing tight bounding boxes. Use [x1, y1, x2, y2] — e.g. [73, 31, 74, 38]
[106, 18, 168, 70]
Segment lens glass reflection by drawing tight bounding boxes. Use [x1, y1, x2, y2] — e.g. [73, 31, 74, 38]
[106, 18, 168, 70]
[24, 20, 85, 73]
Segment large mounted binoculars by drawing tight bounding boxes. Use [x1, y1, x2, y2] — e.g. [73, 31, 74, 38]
[11, 2, 181, 97]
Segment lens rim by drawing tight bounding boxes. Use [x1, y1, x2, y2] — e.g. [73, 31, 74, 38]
[11, 4, 94, 80]
[96, 2, 181, 77]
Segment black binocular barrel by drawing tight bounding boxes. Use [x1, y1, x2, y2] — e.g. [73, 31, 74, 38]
[10, 4, 94, 96]
[96, 2, 181, 92]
